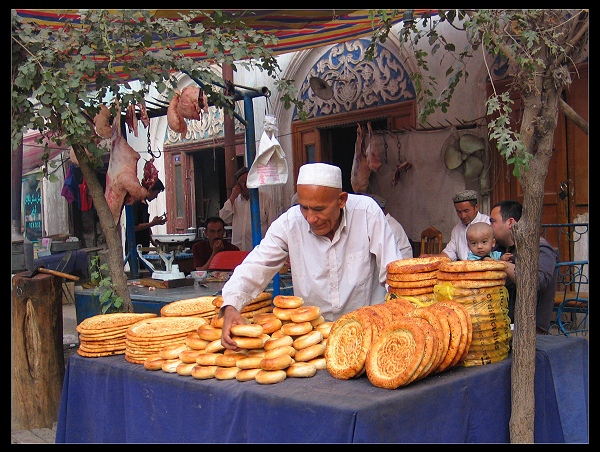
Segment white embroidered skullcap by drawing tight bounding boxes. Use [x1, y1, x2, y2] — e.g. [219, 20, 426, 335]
[297, 163, 342, 189]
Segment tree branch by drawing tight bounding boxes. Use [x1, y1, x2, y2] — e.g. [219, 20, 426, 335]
[559, 97, 588, 135]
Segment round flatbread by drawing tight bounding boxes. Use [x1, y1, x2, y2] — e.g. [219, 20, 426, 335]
[386, 291, 437, 307]
[437, 270, 507, 281]
[439, 279, 506, 289]
[438, 260, 508, 273]
[77, 312, 157, 334]
[386, 271, 438, 282]
[386, 278, 438, 289]
[435, 300, 473, 366]
[387, 256, 450, 274]
[428, 304, 462, 373]
[407, 307, 445, 378]
[325, 310, 372, 380]
[388, 286, 435, 296]
[365, 317, 426, 389]
[160, 296, 217, 317]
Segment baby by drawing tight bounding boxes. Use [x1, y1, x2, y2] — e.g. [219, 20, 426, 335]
[466, 222, 510, 261]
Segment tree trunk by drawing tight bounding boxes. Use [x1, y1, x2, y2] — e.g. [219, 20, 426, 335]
[509, 70, 560, 443]
[72, 144, 133, 312]
[11, 273, 64, 429]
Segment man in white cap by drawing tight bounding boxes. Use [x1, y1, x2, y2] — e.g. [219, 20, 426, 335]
[423, 189, 490, 261]
[219, 162, 402, 351]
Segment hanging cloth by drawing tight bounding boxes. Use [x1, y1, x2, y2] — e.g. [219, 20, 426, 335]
[61, 163, 78, 204]
[79, 179, 93, 211]
[247, 114, 288, 188]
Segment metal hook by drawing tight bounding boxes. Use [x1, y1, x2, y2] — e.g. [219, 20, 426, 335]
[147, 127, 161, 159]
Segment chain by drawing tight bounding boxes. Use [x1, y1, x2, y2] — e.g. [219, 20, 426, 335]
[147, 127, 161, 159]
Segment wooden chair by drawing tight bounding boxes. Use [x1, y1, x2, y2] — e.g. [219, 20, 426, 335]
[419, 227, 443, 256]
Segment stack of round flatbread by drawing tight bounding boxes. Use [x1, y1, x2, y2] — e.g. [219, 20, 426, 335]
[124, 316, 208, 364]
[433, 260, 512, 366]
[160, 296, 218, 322]
[76, 312, 157, 357]
[326, 299, 472, 388]
[210, 292, 274, 327]
[385, 256, 450, 306]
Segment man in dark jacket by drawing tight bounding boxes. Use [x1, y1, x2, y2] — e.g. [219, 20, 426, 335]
[489, 199, 559, 334]
[131, 179, 166, 247]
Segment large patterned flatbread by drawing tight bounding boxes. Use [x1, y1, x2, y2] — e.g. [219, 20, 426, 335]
[325, 310, 373, 380]
[365, 317, 427, 389]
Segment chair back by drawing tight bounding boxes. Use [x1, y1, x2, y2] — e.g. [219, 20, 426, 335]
[208, 250, 250, 271]
[420, 227, 443, 256]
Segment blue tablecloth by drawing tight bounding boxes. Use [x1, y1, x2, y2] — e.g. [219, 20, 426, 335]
[33, 249, 93, 278]
[55, 335, 587, 443]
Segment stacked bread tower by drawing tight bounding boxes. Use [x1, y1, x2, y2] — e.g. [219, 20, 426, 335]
[141, 293, 332, 384]
[434, 260, 511, 366]
[385, 256, 451, 306]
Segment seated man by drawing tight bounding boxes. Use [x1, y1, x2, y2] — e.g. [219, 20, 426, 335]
[489, 200, 559, 334]
[192, 216, 240, 271]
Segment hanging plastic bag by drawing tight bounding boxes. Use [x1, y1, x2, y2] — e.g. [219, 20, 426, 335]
[247, 114, 288, 188]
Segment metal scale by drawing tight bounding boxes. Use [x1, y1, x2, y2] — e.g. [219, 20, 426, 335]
[136, 233, 195, 280]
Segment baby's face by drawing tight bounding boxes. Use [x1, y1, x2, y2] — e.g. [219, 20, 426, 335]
[467, 231, 495, 257]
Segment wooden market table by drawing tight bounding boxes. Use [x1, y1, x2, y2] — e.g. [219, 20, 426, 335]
[55, 335, 587, 443]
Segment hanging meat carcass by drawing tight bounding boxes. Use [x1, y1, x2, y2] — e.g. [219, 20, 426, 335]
[167, 90, 187, 135]
[350, 123, 371, 193]
[139, 99, 150, 129]
[141, 158, 159, 190]
[125, 103, 139, 137]
[177, 85, 202, 120]
[94, 104, 112, 139]
[104, 103, 148, 225]
[365, 122, 382, 172]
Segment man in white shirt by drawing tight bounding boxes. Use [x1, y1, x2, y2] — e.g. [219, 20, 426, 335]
[219, 162, 402, 351]
[427, 189, 490, 261]
[366, 194, 413, 259]
[219, 166, 275, 251]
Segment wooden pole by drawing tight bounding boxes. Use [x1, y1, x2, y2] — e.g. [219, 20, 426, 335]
[11, 272, 64, 430]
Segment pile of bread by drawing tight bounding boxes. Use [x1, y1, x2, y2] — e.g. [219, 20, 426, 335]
[387, 256, 511, 366]
[143, 293, 332, 384]
[326, 297, 472, 389]
[326, 256, 512, 389]
[433, 259, 512, 366]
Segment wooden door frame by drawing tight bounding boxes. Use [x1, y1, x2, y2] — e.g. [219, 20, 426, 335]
[291, 102, 416, 190]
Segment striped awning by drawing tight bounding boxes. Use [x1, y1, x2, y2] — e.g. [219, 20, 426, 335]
[15, 9, 437, 84]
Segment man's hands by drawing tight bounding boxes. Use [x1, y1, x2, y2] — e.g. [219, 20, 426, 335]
[211, 238, 226, 254]
[151, 215, 167, 227]
[220, 305, 246, 351]
[229, 183, 242, 203]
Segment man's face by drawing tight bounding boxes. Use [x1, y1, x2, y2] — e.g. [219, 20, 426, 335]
[454, 200, 479, 226]
[489, 206, 513, 247]
[297, 185, 347, 237]
[237, 173, 250, 199]
[147, 189, 161, 201]
[205, 221, 226, 244]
